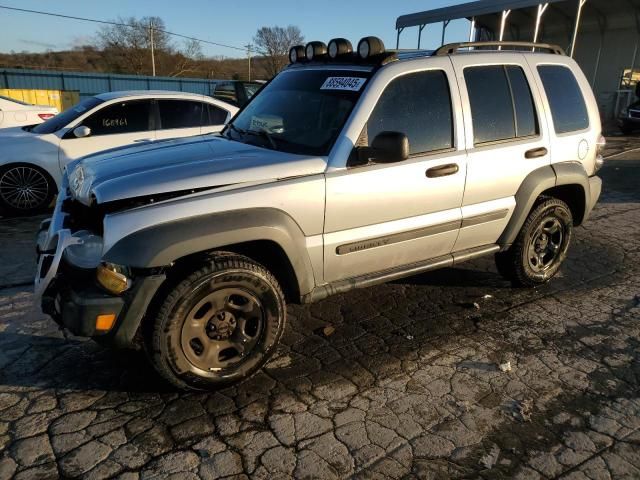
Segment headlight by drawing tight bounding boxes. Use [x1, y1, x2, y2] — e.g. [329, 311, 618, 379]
[328, 38, 353, 59]
[357, 36, 385, 59]
[305, 41, 327, 61]
[289, 45, 305, 63]
[63, 230, 104, 269]
[96, 263, 131, 295]
[68, 165, 95, 205]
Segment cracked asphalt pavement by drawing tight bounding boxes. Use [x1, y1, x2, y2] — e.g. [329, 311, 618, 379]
[0, 137, 639, 479]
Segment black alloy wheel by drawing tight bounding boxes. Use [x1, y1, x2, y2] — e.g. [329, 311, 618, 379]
[495, 198, 573, 287]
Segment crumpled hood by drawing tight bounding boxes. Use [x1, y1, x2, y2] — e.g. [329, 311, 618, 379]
[75, 135, 327, 204]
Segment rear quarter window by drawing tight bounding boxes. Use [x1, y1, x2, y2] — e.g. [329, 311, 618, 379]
[537, 65, 589, 134]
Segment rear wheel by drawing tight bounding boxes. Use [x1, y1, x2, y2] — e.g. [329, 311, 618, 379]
[0, 163, 55, 216]
[495, 198, 573, 287]
[147, 253, 286, 391]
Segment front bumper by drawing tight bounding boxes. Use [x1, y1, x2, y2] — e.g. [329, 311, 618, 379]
[35, 205, 165, 348]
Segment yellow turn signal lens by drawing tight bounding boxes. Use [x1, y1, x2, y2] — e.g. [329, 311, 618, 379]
[95, 313, 116, 332]
[96, 264, 130, 295]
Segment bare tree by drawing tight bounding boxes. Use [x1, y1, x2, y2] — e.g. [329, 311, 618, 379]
[97, 16, 172, 75]
[168, 39, 204, 77]
[253, 25, 303, 78]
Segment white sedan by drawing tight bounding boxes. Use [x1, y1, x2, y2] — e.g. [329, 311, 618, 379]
[0, 95, 59, 129]
[0, 90, 238, 215]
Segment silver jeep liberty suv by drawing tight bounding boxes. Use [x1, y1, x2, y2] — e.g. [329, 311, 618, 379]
[35, 37, 604, 390]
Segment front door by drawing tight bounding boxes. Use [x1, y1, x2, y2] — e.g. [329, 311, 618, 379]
[58, 99, 155, 172]
[449, 56, 552, 252]
[323, 64, 467, 284]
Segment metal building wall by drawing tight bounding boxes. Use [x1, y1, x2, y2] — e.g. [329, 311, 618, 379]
[0, 68, 221, 101]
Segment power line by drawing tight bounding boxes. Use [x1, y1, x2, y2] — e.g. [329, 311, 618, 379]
[0, 4, 252, 53]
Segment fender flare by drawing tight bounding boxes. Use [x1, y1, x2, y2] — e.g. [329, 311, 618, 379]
[498, 162, 591, 247]
[103, 208, 317, 296]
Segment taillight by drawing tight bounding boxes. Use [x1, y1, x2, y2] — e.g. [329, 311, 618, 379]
[38, 113, 55, 121]
[594, 134, 606, 173]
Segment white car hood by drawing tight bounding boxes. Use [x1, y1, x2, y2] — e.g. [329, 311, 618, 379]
[0, 127, 58, 156]
[76, 135, 328, 205]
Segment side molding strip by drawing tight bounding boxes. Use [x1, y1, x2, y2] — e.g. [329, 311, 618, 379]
[304, 243, 500, 303]
[461, 209, 509, 228]
[336, 220, 460, 255]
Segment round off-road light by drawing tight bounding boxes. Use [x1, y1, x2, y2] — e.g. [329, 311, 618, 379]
[289, 45, 305, 63]
[305, 41, 327, 61]
[328, 38, 353, 59]
[357, 36, 385, 59]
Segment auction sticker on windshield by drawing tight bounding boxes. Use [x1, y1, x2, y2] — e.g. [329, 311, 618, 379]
[320, 77, 367, 91]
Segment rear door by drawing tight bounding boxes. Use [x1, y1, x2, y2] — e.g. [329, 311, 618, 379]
[527, 60, 598, 175]
[58, 98, 155, 170]
[450, 54, 551, 251]
[201, 102, 233, 135]
[155, 99, 205, 141]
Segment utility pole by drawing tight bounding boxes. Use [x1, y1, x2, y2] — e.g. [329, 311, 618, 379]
[245, 44, 252, 81]
[149, 20, 156, 77]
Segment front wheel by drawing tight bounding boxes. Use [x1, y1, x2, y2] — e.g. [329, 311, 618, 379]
[0, 163, 56, 216]
[495, 198, 573, 287]
[148, 253, 286, 391]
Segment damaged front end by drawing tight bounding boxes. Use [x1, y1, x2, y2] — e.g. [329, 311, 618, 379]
[35, 179, 165, 349]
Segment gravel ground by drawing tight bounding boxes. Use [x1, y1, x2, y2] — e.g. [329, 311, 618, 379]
[0, 138, 639, 479]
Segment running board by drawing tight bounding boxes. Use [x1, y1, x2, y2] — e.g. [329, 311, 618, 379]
[302, 244, 500, 303]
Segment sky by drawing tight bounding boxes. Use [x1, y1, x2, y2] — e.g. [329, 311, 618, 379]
[0, 0, 472, 58]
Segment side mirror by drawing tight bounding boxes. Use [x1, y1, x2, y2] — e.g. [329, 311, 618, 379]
[359, 131, 409, 164]
[73, 126, 91, 138]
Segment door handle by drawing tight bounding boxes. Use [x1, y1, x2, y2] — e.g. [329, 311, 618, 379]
[134, 138, 153, 143]
[525, 147, 548, 159]
[426, 163, 459, 178]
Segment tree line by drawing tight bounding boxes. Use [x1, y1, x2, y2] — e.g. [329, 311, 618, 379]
[0, 17, 304, 81]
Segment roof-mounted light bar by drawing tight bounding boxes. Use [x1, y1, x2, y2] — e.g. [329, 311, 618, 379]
[288, 36, 389, 64]
[289, 45, 306, 63]
[328, 38, 353, 59]
[305, 41, 327, 61]
[357, 37, 385, 59]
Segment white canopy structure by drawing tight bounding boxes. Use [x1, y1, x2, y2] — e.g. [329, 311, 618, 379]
[396, 0, 640, 124]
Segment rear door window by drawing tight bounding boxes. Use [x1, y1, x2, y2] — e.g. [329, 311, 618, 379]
[158, 100, 202, 130]
[366, 70, 454, 155]
[464, 65, 539, 144]
[205, 104, 229, 125]
[82, 100, 151, 136]
[537, 65, 589, 133]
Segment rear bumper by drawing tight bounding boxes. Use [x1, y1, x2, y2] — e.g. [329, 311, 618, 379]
[584, 175, 602, 222]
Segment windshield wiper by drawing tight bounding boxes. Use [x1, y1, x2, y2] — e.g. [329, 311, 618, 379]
[246, 129, 278, 150]
[225, 123, 246, 140]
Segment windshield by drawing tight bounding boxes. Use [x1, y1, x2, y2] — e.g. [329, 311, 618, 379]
[32, 97, 104, 134]
[226, 69, 370, 156]
[242, 82, 261, 100]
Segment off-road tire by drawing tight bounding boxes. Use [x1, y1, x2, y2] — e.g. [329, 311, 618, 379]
[147, 252, 286, 391]
[495, 198, 573, 287]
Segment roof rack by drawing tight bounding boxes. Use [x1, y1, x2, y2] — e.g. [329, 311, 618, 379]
[433, 41, 566, 56]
